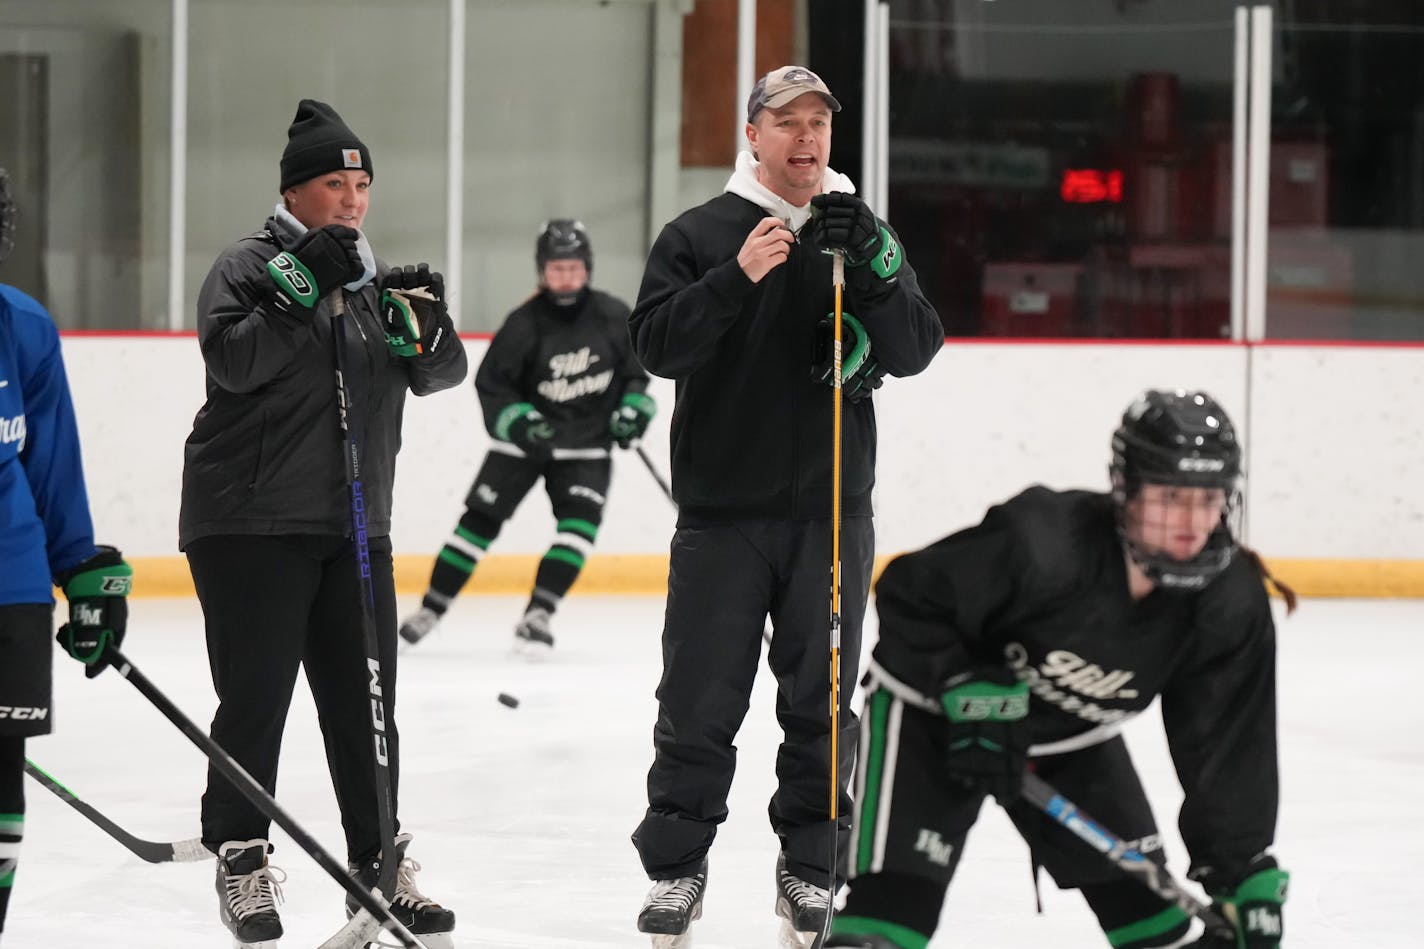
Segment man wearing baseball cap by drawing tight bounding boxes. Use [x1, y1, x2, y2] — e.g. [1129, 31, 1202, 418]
[629, 65, 943, 946]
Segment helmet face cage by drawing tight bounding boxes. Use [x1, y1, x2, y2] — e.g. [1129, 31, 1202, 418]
[1109, 390, 1243, 589]
[0, 167, 14, 267]
[535, 218, 592, 274]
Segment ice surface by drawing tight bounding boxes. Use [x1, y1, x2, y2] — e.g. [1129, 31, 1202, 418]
[9, 595, 1420, 947]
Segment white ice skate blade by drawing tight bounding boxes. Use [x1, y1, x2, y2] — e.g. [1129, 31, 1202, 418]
[233, 939, 279, 949]
[775, 916, 823, 949]
[367, 934, 453, 949]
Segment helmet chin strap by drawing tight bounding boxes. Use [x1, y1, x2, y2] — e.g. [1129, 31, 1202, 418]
[542, 284, 589, 309]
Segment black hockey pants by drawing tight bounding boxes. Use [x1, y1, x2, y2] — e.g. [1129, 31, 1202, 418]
[187, 533, 400, 864]
[633, 516, 874, 888]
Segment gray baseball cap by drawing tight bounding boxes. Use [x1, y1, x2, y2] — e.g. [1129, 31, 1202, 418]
[746, 65, 842, 123]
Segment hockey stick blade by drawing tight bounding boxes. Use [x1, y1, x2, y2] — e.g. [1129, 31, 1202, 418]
[1021, 772, 1232, 935]
[24, 759, 209, 863]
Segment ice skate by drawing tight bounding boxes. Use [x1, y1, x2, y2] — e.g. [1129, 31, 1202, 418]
[346, 833, 455, 949]
[215, 838, 285, 949]
[513, 606, 555, 656]
[637, 860, 707, 948]
[398, 606, 441, 645]
[775, 853, 829, 949]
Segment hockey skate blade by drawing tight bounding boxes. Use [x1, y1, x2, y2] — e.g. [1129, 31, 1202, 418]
[649, 933, 695, 949]
[775, 916, 824, 949]
[231, 939, 279, 949]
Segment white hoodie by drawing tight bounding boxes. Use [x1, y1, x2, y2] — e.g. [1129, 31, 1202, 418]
[722, 151, 857, 235]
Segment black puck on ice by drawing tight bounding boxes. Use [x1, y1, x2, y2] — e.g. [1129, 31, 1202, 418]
[497, 692, 520, 709]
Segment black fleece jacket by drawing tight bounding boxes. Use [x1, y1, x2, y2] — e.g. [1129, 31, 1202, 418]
[629, 192, 942, 525]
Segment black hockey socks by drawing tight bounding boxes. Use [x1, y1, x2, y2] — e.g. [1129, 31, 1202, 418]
[830, 872, 944, 949]
[1082, 879, 1193, 948]
[423, 513, 501, 612]
[526, 517, 599, 613]
[0, 736, 24, 934]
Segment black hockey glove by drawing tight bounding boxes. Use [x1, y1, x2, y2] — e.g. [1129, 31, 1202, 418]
[497, 402, 556, 458]
[939, 665, 1029, 803]
[380, 264, 454, 358]
[811, 311, 885, 403]
[266, 224, 365, 312]
[1189, 856, 1289, 949]
[810, 192, 902, 280]
[609, 392, 657, 448]
[55, 545, 132, 678]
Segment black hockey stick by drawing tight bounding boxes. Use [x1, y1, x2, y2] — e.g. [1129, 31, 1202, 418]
[99, 646, 427, 949]
[633, 442, 673, 503]
[330, 296, 400, 902]
[23, 758, 208, 863]
[1021, 772, 1232, 936]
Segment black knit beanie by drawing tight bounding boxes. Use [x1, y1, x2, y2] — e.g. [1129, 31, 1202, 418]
[278, 99, 373, 193]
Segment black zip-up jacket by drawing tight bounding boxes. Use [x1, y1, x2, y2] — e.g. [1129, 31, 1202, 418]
[179, 218, 468, 548]
[475, 287, 648, 450]
[872, 486, 1280, 882]
[629, 192, 942, 525]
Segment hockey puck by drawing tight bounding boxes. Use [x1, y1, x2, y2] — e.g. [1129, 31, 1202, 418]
[497, 692, 520, 709]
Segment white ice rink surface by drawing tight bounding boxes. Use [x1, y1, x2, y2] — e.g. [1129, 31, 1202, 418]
[7, 594, 1421, 948]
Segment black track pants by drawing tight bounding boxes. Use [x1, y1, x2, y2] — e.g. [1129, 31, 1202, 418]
[633, 517, 874, 887]
[187, 533, 399, 864]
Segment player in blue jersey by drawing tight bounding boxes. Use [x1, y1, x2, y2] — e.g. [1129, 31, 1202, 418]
[0, 165, 133, 937]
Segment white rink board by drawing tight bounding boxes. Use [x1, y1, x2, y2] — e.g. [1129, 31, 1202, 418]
[59, 336, 1424, 560]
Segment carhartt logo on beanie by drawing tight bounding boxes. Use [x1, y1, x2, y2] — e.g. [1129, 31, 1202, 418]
[279, 99, 373, 193]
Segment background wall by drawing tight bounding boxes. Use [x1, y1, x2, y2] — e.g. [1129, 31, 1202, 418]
[62, 335, 1424, 596]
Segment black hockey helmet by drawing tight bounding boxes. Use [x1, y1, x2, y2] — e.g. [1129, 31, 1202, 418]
[0, 166, 14, 267]
[1110, 389, 1243, 589]
[535, 218, 592, 273]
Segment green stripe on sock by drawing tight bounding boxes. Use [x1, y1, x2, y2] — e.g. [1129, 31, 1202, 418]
[543, 547, 585, 570]
[1106, 905, 1190, 947]
[856, 690, 891, 875]
[0, 869, 14, 888]
[0, 814, 21, 836]
[557, 518, 599, 542]
[454, 525, 492, 549]
[829, 915, 928, 949]
[437, 547, 476, 573]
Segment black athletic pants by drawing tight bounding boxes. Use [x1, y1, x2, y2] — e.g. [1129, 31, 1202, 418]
[633, 516, 874, 888]
[0, 602, 54, 934]
[187, 533, 399, 864]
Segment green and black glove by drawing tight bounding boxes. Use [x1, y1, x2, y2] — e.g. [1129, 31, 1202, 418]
[380, 264, 454, 358]
[55, 545, 132, 678]
[497, 402, 557, 458]
[609, 392, 657, 448]
[1191, 856, 1289, 949]
[940, 665, 1030, 803]
[810, 192, 903, 281]
[811, 311, 885, 403]
[265, 224, 365, 313]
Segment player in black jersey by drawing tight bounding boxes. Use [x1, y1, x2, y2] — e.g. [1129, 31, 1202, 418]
[827, 390, 1291, 949]
[400, 219, 652, 652]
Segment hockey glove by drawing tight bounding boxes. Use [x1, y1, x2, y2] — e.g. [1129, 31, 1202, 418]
[1191, 856, 1289, 949]
[55, 545, 132, 678]
[810, 192, 902, 280]
[609, 392, 657, 448]
[497, 402, 556, 457]
[811, 311, 885, 403]
[380, 264, 454, 358]
[265, 224, 365, 313]
[940, 665, 1029, 802]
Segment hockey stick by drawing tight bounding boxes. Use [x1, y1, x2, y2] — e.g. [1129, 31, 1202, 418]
[821, 250, 847, 949]
[633, 442, 673, 503]
[23, 758, 208, 863]
[1020, 772, 1232, 936]
[99, 645, 427, 948]
[331, 294, 400, 902]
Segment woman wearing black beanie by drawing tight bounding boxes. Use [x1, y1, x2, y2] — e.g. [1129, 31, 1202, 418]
[179, 97, 464, 949]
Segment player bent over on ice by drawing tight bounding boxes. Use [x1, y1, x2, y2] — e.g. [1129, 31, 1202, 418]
[827, 390, 1291, 949]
